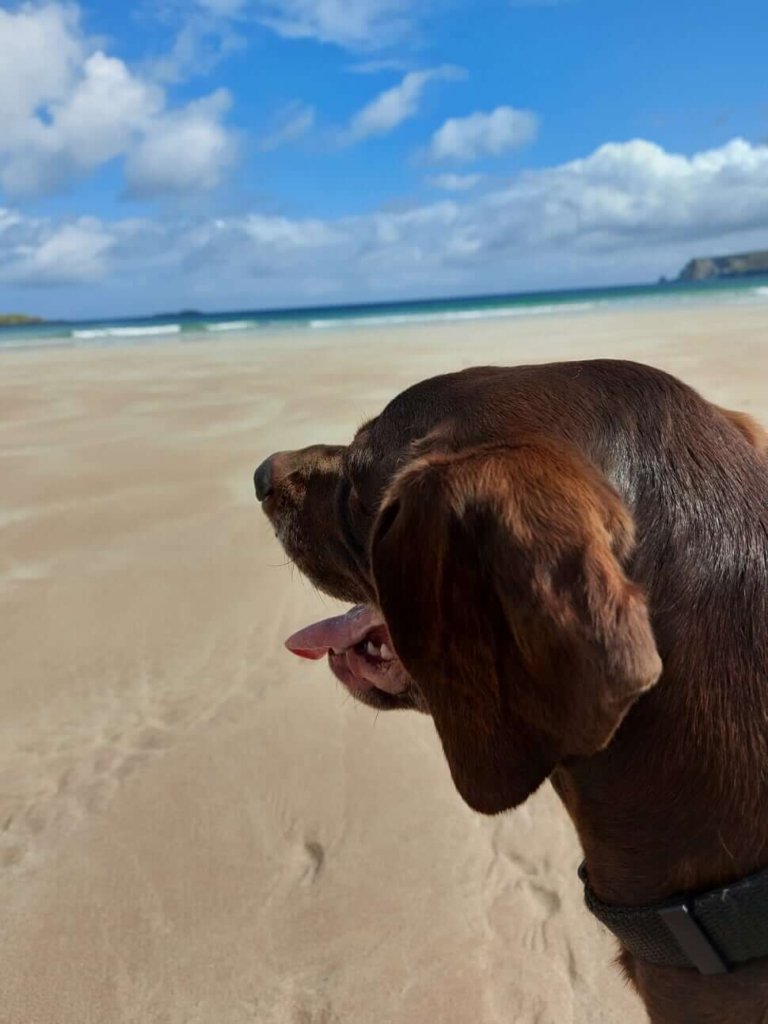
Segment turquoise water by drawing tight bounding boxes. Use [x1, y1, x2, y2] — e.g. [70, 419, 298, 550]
[2, 276, 768, 350]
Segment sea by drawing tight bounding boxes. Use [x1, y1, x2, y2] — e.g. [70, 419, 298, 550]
[2, 277, 768, 351]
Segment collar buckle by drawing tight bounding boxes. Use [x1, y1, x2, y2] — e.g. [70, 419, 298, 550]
[657, 903, 729, 974]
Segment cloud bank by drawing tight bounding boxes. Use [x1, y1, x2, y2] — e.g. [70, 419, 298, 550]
[3, 137, 767, 312]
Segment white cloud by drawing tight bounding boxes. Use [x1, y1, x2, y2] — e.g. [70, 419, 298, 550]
[3, 138, 768, 308]
[184, 0, 422, 51]
[0, 212, 113, 285]
[125, 90, 236, 196]
[347, 58, 411, 75]
[254, 0, 415, 50]
[189, 0, 422, 50]
[54, 53, 160, 165]
[0, 3, 236, 199]
[152, 14, 246, 84]
[428, 172, 485, 191]
[0, 4, 83, 137]
[347, 66, 464, 142]
[260, 102, 315, 151]
[429, 106, 539, 162]
[242, 213, 342, 248]
[494, 138, 768, 248]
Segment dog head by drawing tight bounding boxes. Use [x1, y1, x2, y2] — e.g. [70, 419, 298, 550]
[256, 366, 662, 814]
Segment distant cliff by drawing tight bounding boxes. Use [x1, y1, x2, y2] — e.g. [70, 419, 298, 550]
[678, 249, 768, 282]
[0, 313, 43, 326]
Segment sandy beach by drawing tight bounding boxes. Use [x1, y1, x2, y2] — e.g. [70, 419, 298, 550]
[1, 302, 766, 1024]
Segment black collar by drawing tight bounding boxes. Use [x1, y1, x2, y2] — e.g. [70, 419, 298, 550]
[579, 862, 768, 974]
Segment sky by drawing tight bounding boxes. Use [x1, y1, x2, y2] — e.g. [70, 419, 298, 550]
[0, 0, 767, 319]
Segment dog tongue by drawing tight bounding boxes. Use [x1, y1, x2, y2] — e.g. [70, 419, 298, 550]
[285, 604, 382, 660]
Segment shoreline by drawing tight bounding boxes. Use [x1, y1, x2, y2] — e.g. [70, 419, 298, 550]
[2, 278, 767, 354]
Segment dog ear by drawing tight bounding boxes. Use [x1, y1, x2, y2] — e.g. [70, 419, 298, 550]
[370, 440, 661, 815]
[715, 406, 768, 453]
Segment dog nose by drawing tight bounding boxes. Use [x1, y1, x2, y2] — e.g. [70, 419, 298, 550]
[254, 455, 276, 501]
[255, 452, 292, 502]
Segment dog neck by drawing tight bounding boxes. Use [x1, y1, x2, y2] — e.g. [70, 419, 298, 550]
[552, 649, 768, 909]
[553, 705, 768, 1019]
[566, 427, 768, 908]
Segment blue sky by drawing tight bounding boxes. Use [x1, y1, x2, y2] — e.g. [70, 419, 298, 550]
[0, 0, 767, 318]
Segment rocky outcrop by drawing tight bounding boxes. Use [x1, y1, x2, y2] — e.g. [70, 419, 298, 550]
[0, 314, 43, 326]
[678, 250, 768, 282]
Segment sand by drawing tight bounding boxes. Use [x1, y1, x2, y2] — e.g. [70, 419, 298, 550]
[1, 302, 766, 1024]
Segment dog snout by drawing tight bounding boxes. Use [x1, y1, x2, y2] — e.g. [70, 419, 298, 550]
[254, 451, 290, 502]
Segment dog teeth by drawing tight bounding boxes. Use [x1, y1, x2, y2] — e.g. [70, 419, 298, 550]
[362, 638, 395, 661]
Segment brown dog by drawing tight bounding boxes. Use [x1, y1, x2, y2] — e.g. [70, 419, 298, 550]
[255, 359, 768, 1023]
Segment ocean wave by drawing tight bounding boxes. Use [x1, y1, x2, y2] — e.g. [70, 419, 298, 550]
[308, 302, 596, 330]
[753, 287, 768, 298]
[203, 320, 256, 332]
[71, 324, 182, 340]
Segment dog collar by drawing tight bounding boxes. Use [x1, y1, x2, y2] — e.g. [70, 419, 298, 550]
[579, 861, 768, 974]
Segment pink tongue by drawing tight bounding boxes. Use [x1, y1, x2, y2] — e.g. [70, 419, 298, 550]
[285, 604, 383, 660]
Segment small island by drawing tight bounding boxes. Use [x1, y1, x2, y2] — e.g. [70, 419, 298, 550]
[0, 313, 44, 327]
[678, 249, 768, 282]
